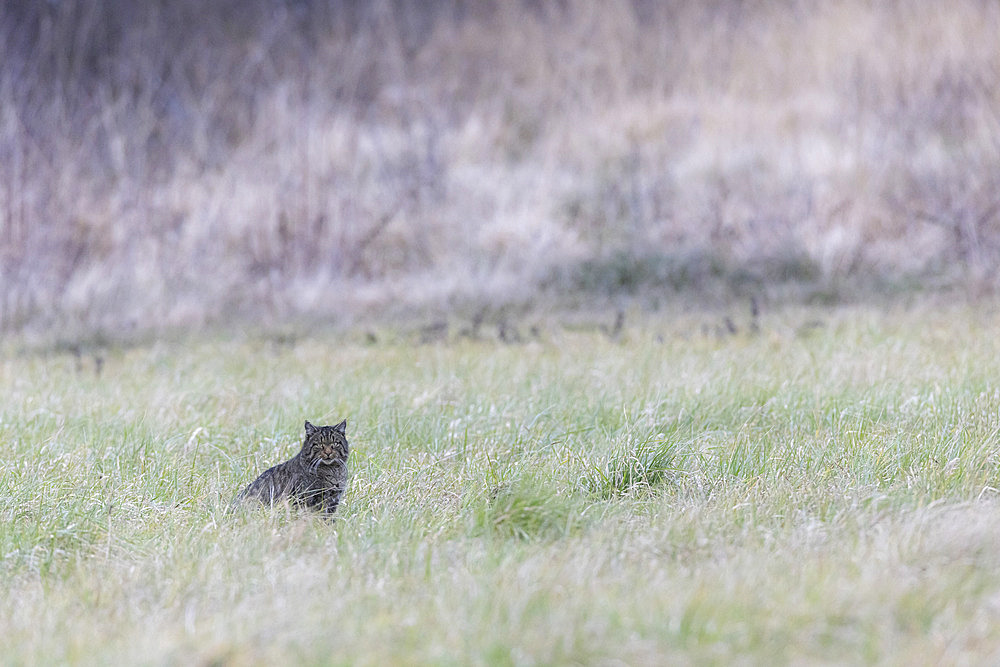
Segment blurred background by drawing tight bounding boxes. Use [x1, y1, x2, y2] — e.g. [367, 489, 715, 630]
[2, 0, 999, 337]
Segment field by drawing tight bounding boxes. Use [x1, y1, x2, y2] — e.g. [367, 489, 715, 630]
[5, 3, 1000, 662]
[4, 302, 1000, 664]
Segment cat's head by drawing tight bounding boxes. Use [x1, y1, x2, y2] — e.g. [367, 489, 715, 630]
[302, 419, 349, 465]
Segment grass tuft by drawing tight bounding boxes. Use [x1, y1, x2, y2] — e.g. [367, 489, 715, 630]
[584, 429, 680, 499]
[472, 476, 586, 542]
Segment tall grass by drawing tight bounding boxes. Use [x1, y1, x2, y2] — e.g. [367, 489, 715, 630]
[4, 303, 1000, 661]
[2, 1, 1000, 334]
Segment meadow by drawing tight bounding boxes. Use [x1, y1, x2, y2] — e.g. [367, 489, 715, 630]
[4, 301, 1000, 664]
[5, 4, 1000, 662]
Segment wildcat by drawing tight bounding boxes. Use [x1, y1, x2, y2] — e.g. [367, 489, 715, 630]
[234, 420, 350, 516]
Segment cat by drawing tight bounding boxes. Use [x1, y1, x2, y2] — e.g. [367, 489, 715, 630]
[234, 420, 350, 516]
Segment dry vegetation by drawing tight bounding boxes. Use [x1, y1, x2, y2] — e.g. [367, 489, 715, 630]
[2, 0, 1000, 335]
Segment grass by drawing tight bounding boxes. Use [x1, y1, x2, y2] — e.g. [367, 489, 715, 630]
[4, 302, 1000, 663]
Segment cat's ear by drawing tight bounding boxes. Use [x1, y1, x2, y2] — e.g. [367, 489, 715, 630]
[305, 421, 317, 436]
[334, 419, 347, 434]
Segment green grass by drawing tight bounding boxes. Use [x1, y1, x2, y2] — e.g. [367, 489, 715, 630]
[4, 302, 1000, 663]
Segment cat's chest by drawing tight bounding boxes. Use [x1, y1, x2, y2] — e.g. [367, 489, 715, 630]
[296, 458, 347, 484]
